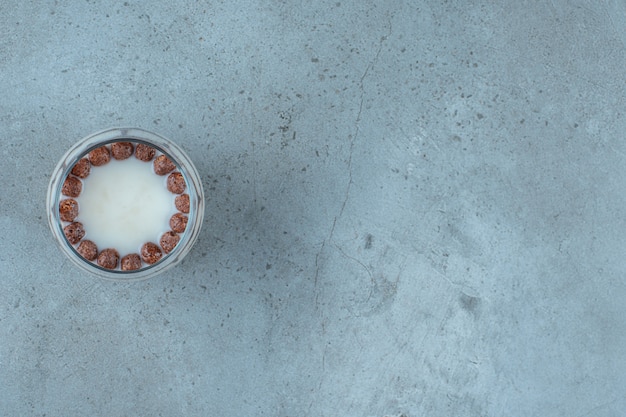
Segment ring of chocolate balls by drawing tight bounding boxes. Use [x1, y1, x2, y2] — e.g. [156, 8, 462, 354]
[58, 141, 190, 271]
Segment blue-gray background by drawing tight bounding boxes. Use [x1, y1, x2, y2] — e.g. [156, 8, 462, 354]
[1, 1, 625, 416]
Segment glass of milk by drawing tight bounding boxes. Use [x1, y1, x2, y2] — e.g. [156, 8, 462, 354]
[46, 127, 205, 281]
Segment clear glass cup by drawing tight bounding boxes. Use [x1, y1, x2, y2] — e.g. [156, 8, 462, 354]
[46, 127, 204, 281]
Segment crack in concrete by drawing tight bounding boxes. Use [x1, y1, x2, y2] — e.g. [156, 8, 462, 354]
[313, 17, 392, 310]
[334, 17, 392, 238]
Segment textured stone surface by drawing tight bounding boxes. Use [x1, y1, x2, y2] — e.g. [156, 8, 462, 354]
[1, 1, 626, 416]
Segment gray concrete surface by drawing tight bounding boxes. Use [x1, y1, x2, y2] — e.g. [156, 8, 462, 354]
[2, 0, 626, 416]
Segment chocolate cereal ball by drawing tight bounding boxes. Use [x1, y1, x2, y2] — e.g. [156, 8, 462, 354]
[170, 213, 188, 233]
[160, 231, 180, 254]
[97, 248, 119, 269]
[167, 172, 186, 194]
[59, 199, 79, 222]
[59, 198, 78, 222]
[62, 176, 82, 197]
[153, 154, 176, 175]
[141, 242, 162, 264]
[135, 143, 156, 162]
[71, 158, 91, 178]
[121, 253, 142, 271]
[88, 146, 111, 166]
[63, 222, 85, 244]
[77, 240, 98, 261]
[111, 141, 134, 160]
[175, 194, 190, 213]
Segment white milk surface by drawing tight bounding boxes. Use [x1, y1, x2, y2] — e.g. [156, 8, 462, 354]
[76, 157, 175, 255]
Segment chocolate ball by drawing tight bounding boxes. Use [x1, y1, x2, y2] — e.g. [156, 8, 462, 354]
[88, 146, 111, 166]
[71, 158, 91, 179]
[97, 248, 119, 269]
[121, 253, 142, 271]
[135, 143, 156, 162]
[170, 213, 188, 233]
[62, 176, 82, 197]
[167, 172, 186, 194]
[77, 240, 98, 261]
[59, 199, 79, 222]
[175, 194, 190, 213]
[141, 242, 162, 264]
[153, 154, 176, 175]
[63, 222, 85, 245]
[160, 231, 180, 254]
[111, 141, 134, 160]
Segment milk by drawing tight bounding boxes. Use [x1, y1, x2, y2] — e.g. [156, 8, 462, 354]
[75, 156, 175, 256]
